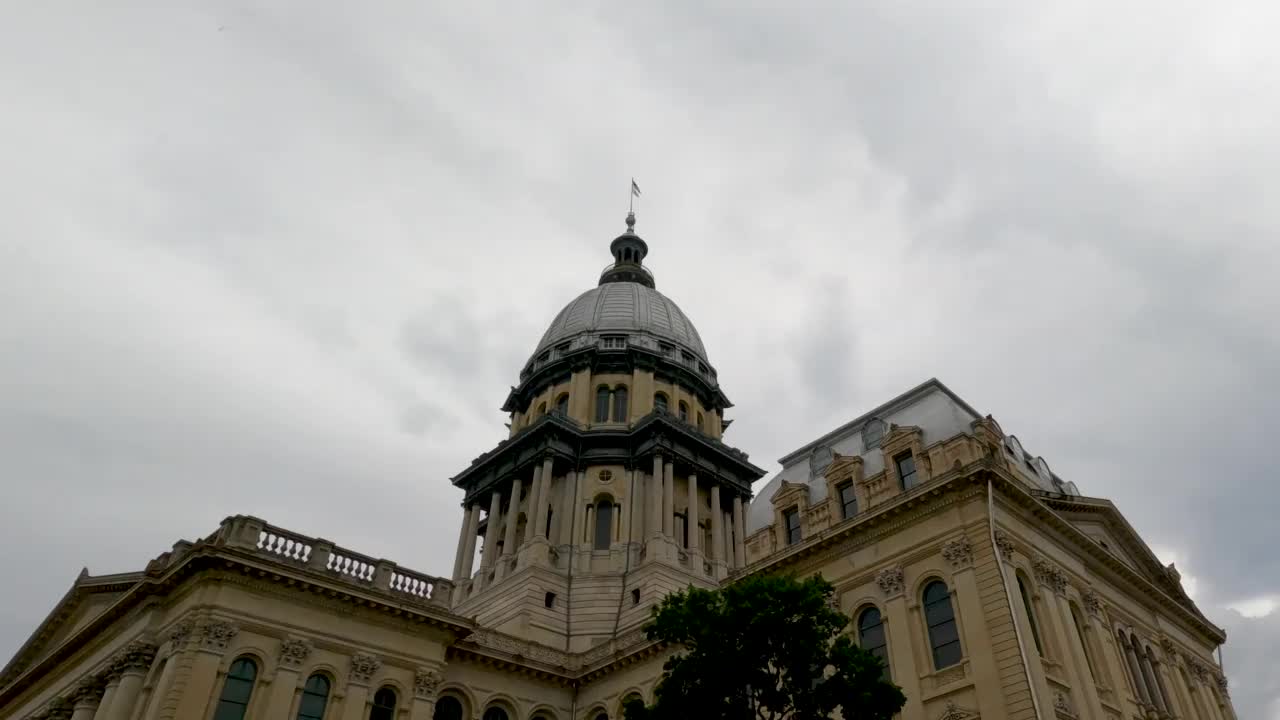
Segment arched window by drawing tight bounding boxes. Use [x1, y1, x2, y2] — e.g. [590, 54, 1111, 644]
[594, 714, 609, 720]
[370, 687, 397, 720]
[295, 674, 330, 720]
[555, 393, 569, 415]
[696, 412, 704, 431]
[923, 581, 962, 669]
[654, 393, 669, 414]
[1069, 603, 1097, 682]
[621, 692, 644, 716]
[595, 386, 611, 423]
[536, 401, 547, 416]
[612, 385, 629, 422]
[1016, 574, 1044, 656]
[434, 696, 464, 720]
[483, 707, 510, 720]
[594, 499, 614, 550]
[678, 401, 689, 422]
[212, 656, 257, 720]
[857, 607, 889, 677]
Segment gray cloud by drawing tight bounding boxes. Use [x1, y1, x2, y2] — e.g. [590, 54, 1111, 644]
[1, 2, 1277, 715]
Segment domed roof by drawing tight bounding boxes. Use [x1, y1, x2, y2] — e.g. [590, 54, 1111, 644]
[533, 282, 709, 363]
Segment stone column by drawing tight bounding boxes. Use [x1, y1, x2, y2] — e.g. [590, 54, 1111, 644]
[723, 510, 735, 570]
[627, 469, 644, 548]
[1139, 646, 1170, 716]
[409, 667, 443, 720]
[93, 675, 120, 720]
[877, 567, 924, 719]
[1032, 561, 1091, 719]
[173, 622, 236, 720]
[687, 473, 701, 572]
[1053, 594, 1105, 720]
[70, 676, 106, 720]
[534, 456, 554, 539]
[649, 455, 663, 540]
[104, 640, 159, 720]
[481, 489, 503, 570]
[1151, 655, 1179, 718]
[558, 471, 576, 546]
[941, 537, 1004, 720]
[732, 495, 746, 567]
[340, 653, 381, 720]
[504, 477, 524, 551]
[264, 638, 312, 717]
[459, 504, 481, 579]
[662, 460, 675, 538]
[710, 485, 726, 578]
[524, 465, 544, 543]
[451, 505, 470, 581]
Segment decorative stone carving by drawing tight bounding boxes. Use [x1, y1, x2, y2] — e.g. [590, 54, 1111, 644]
[113, 639, 159, 672]
[414, 667, 442, 700]
[199, 621, 239, 653]
[1185, 657, 1209, 683]
[941, 536, 974, 569]
[42, 697, 73, 720]
[876, 566, 905, 598]
[1032, 558, 1068, 596]
[1215, 674, 1229, 695]
[936, 700, 975, 720]
[1054, 692, 1076, 717]
[168, 619, 195, 649]
[993, 529, 1015, 561]
[1081, 589, 1103, 617]
[70, 676, 105, 706]
[279, 637, 313, 668]
[348, 652, 382, 684]
[1159, 637, 1177, 659]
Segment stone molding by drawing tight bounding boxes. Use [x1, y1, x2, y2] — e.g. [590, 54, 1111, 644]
[1032, 558, 1068, 596]
[936, 700, 977, 720]
[414, 667, 442, 700]
[993, 529, 1015, 561]
[1215, 673, 1229, 695]
[199, 621, 239, 654]
[876, 566, 906, 598]
[279, 637, 313, 669]
[168, 619, 195, 650]
[111, 639, 158, 674]
[1054, 692, 1077, 718]
[941, 536, 974, 569]
[348, 653, 382, 685]
[69, 675, 105, 707]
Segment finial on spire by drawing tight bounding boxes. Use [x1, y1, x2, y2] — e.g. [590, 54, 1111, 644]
[625, 211, 636, 234]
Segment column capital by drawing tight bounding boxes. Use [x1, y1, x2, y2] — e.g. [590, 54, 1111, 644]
[876, 566, 906, 598]
[196, 621, 238, 655]
[279, 637, 314, 669]
[941, 535, 974, 570]
[112, 638, 159, 673]
[1032, 557, 1068, 596]
[348, 652, 382, 686]
[70, 675, 105, 709]
[414, 666, 443, 701]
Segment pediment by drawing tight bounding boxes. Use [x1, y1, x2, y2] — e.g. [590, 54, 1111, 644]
[770, 480, 809, 507]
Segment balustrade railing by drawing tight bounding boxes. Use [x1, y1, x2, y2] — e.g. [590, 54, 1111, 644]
[213, 515, 452, 608]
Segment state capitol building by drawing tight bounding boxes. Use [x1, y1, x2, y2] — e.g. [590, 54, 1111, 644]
[0, 215, 1237, 720]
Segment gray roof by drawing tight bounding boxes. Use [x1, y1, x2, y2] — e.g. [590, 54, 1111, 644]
[532, 281, 709, 363]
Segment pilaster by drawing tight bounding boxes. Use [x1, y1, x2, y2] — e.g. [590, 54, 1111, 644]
[340, 653, 381, 720]
[877, 566, 923, 719]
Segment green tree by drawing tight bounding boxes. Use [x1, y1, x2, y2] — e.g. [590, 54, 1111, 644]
[622, 574, 905, 720]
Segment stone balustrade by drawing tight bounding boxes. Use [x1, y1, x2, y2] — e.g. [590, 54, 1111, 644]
[213, 515, 452, 608]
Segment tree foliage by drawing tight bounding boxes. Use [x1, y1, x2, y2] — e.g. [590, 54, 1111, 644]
[622, 574, 905, 720]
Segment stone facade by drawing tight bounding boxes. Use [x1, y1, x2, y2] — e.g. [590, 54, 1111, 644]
[0, 218, 1237, 720]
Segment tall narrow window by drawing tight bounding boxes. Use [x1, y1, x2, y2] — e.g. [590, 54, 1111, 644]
[595, 386, 611, 422]
[1070, 603, 1097, 682]
[858, 607, 890, 678]
[1017, 575, 1044, 656]
[838, 482, 857, 519]
[434, 697, 464, 720]
[679, 401, 689, 422]
[654, 393, 669, 414]
[295, 674, 330, 720]
[923, 581, 962, 669]
[895, 452, 918, 489]
[536, 401, 547, 416]
[696, 412, 704, 432]
[612, 385, 629, 422]
[370, 687, 398, 720]
[594, 500, 613, 550]
[675, 511, 689, 548]
[555, 393, 569, 415]
[783, 507, 801, 545]
[213, 657, 257, 720]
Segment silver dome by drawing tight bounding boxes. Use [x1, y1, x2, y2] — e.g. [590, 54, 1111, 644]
[533, 282, 709, 363]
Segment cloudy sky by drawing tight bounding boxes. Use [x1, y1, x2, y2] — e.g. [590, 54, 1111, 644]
[3, 1, 1278, 715]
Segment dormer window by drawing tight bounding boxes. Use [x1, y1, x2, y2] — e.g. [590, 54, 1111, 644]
[783, 507, 801, 545]
[601, 335, 627, 350]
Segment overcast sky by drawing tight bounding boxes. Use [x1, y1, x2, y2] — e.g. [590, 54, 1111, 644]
[2, 1, 1278, 716]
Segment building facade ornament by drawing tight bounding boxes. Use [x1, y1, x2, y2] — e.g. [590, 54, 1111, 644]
[198, 621, 239, 653]
[69, 676, 105, 708]
[1185, 657, 1209, 683]
[278, 637, 313, 669]
[993, 529, 1015, 561]
[113, 639, 159, 672]
[414, 667, 442, 700]
[936, 700, 976, 720]
[1054, 692, 1076, 717]
[42, 697, 73, 720]
[1032, 558, 1067, 596]
[1159, 637, 1177, 660]
[1080, 589, 1103, 617]
[1215, 674, 1229, 695]
[876, 566, 906, 598]
[348, 653, 382, 684]
[168, 619, 195, 650]
[941, 536, 974, 569]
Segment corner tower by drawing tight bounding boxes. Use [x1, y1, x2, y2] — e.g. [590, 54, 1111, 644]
[447, 214, 765, 651]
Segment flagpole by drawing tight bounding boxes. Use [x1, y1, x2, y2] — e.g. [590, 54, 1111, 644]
[629, 178, 635, 214]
